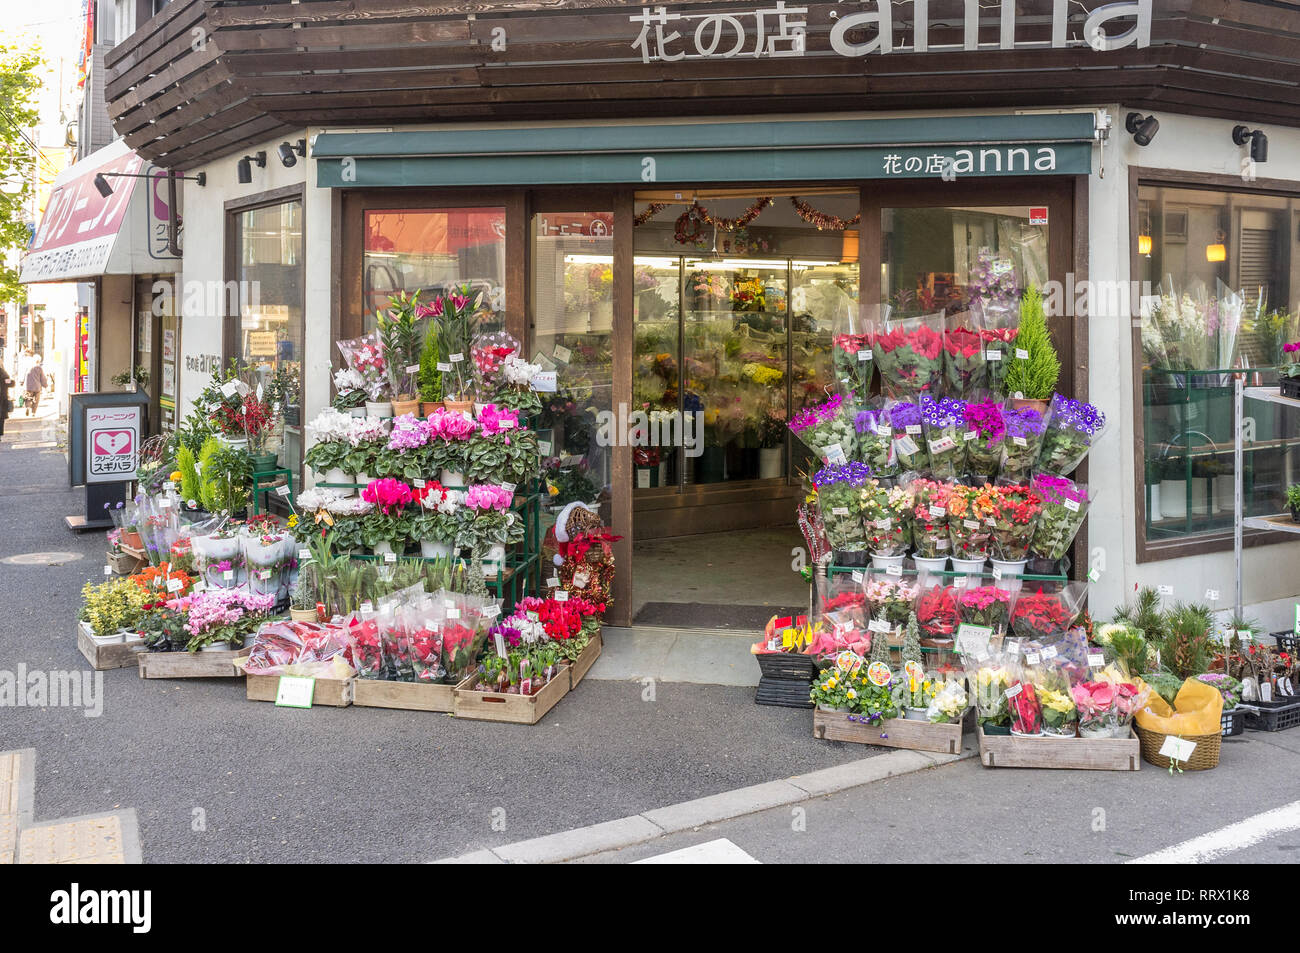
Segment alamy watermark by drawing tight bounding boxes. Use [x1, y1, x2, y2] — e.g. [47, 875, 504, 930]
[0, 666, 103, 717]
[595, 404, 705, 458]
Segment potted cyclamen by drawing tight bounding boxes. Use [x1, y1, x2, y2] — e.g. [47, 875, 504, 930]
[182, 589, 274, 652]
[332, 367, 369, 418]
[410, 482, 465, 558]
[863, 480, 912, 569]
[360, 478, 416, 556]
[426, 406, 476, 487]
[243, 530, 291, 600]
[463, 483, 523, 575]
[946, 484, 995, 574]
[304, 408, 359, 495]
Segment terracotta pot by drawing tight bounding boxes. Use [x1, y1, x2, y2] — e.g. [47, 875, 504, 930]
[122, 531, 143, 549]
[420, 401, 441, 417]
[443, 400, 474, 416]
[391, 398, 420, 417]
[1009, 397, 1050, 414]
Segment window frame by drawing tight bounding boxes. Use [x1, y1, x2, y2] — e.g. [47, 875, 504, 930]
[1129, 165, 1300, 563]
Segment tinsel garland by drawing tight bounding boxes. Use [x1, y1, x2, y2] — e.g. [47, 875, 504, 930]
[634, 203, 669, 226]
[789, 195, 861, 230]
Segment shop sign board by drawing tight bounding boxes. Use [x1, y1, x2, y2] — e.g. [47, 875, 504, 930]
[86, 406, 142, 484]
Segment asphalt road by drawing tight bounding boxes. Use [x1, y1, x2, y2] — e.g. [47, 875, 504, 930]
[0, 417, 874, 863]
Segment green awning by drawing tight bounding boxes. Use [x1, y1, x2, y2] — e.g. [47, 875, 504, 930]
[314, 113, 1094, 188]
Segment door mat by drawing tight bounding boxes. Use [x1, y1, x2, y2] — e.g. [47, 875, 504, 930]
[633, 602, 802, 630]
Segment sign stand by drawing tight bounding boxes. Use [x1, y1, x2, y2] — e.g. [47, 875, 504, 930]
[65, 391, 149, 533]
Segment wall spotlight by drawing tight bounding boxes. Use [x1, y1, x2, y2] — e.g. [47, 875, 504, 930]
[93, 169, 205, 197]
[236, 150, 267, 184]
[1125, 112, 1159, 147]
[277, 139, 306, 168]
[93, 172, 113, 198]
[1232, 125, 1268, 163]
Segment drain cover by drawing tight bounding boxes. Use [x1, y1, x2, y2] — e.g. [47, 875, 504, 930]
[1, 552, 83, 566]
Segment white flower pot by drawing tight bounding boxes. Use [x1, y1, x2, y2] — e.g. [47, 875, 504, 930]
[869, 552, 906, 570]
[912, 555, 949, 574]
[1147, 483, 1163, 523]
[218, 435, 248, 452]
[421, 539, 453, 559]
[322, 468, 355, 496]
[349, 407, 367, 419]
[1159, 479, 1186, 519]
[204, 535, 241, 562]
[481, 543, 507, 576]
[88, 630, 125, 645]
[441, 469, 466, 488]
[366, 401, 393, 419]
[951, 555, 988, 575]
[372, 541, 395, 557]
[201, 641, 232, 653]
[990, 558, 1027, 577]
[758, 447, 783, 480]
[355, 472, 371, 488]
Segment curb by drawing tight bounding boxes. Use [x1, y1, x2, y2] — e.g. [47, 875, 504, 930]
[435, 743, 976, 864]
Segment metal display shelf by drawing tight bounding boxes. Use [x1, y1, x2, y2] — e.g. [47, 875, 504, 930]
[1241, 514, 1300, 535]
[1235, 379, 1300, 618]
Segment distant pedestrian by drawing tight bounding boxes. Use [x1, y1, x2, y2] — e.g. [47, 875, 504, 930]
[24, 356, 46, 416]
[0, 362, 10, 435]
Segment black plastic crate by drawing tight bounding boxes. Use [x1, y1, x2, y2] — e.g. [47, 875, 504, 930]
[1272, 631, 1299, 655]
[1221, 707, 1244, 737]
[1243, 700, 1300, 732]
[755, 675, 814, 709]
[754, 653, 819, 681]
[1281, 377, 1300, 400]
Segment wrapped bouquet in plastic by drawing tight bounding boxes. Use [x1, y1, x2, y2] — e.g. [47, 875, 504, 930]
[851, 403, 896, 477]
[814, 462, 872, 558]
[962, 399, 1005, 479]
[905, 477, 953, 565]
[862, 481, 912, 558]
[789, 392, 856, 463]
[1037, 394, 1107, 476]
[874, 309, 945, 399]
[921, 396, 966, 480]
[1028, 473, 1092, 563]
[831, 307, 875, 399]
[945, 484, 996, 560]
[886, 398, 928, 473]
[998, 403, 1050, 483]
[943, 310, 987, 397]
[988, 483, 1043, 563]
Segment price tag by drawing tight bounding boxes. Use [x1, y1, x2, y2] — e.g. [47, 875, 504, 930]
[1087, 652, 1106, 667]
[547, 576, 560, 588]
[823, 442, 846, 465]
[193, 581, 207, 593]
[874, 423, 892, 438]
[963, 431, 978, 441]
[572, 571, 589, 589]
[437, 362, 452, 372]
[894, 436, 919, 456]
[928, 506, 945, 519]
[553, 345, 572, 364]
[928, 437, 958, 454]
[405, 364, 420, 374]
[104, 565, 113, 576]
[637, 470, 650, 489]
[1205, 589, 1220, 601]
[1012, 436, 1028, 447]
[1157, 585, 1174, 597]
[1238, 631, 1252, 643]
[875, 518, 892, 530]
[962, 519, 979, 530]
[831, 507, 849, 517]
[985, 349, 1002, 362]
[538, 440, 553, 456]
[482, 604, 501, 619]
[868, 619, 891, 634]
[503, 482, 517, 494]
[298, 549, 311, 562]
[526, 610, 540, 623]
[850, 570, 864, 584]
[1005, 684, 1022, 698]
[905, 424, 922, 436]
[276, 485, 291, 497]
[450, 353, 464, 363]
[1041, 646, 1058, 660]
[935, 538, 949, 550]
[383, 551, 397, 563]
[1063, 498, 1080, 512]
[221, 380, 240, 397]
[530, 371, 558, 393]
[158, 497, 172, 508]
[494, 632, 508, 658]
[223, 570, 234, 581]
[858, 349, 873, 362]
[447, 607, 461, 619]
[360, 601, 374, 614]
[1015, 348, 1030, 360]
[956, 623, 993, 655]
[884, 564, 903, 577]
[991, 566, 1002, 580]
[413, 478, 426, 489]
[275, 676, 316, 709]
[555, 590, 570, 602]
[163, 481, 176, 491]
[257, 569, 272, 581]
[1025, 652, 1041, 664]
[1158, 736, 1198, 762]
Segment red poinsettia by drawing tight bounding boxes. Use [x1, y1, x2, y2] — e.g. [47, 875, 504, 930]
[916, 585, 960, 639]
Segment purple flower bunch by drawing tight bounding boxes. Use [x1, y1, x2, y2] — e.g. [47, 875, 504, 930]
[492, 622, 524, 650]
[963, 400, 1005, 444]
[387, 413, 430, 451]
[889, 400, 923, 429]
[854, 407, 889, 435]
[921, 396, 965, 428]
[1047, 395, 1105, 435]
[1003, 406, 1047, 440]
[813, 461, 872, 487]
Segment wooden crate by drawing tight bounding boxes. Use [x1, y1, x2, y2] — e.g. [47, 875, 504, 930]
[453, 671, 569, 724]
[106, 549, 144, 575]
[352, 678, 455, 712]
[137, 646, 251, 679]
[77, 623, 147, 671]
[976, 725, 1140, 771]
[812, 709, 964, 754]
[567, 630, 602, 689]
[245, 672, 354, 707]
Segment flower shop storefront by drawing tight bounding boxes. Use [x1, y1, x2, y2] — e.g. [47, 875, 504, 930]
[320, 114, 1094, 625]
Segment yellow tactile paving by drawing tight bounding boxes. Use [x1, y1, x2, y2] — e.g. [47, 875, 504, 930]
[0, 814, 15, 864]
[18, 814, 127, 864]
[0, 750, 21, 816]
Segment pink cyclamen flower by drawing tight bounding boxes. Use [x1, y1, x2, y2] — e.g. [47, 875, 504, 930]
[363, 478, 413, 514]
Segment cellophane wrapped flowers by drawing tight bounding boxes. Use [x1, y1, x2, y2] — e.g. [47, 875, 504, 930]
[865, 575, 918, 630]
[852, 405, 897, 476]
[926, 677, 969, 724]
[862, 481, 912, 556]
[1006, 677, 1043, 735]
[1008, 584, 1086, 642]
[874, 311, 945, 399]
[998, 404, 1050, 482]
[915, 582, 960, 646]
[969, 661, 1012, 731]
[946, 484, 996, 558]
[814, 462, 872, 554]
[790, 392, 856, 462]
[988, 484, 1042, 561]
[907, 478, 953, 559]
[943, 313, 987, 397]
[1028, 473, 1091, 562]
[1037, 394, 1107, 475]
[921, 396, 966, 480]
[962, 399, 1005, 478]
[337, 333, 388, 400]
[832, 328, 874, 399]
[887, 399, 928, 472]
[957, 583, 1013, 633]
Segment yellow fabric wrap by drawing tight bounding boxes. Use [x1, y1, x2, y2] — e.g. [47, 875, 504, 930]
[1136, 677, 1223, 735]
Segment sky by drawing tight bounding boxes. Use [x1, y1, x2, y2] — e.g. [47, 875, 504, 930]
[0, 0, 89, 145]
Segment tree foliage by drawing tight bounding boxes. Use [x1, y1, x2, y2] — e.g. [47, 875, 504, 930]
[0, 42, 44, 305]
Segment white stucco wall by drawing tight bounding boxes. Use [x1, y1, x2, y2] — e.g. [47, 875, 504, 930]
[1089, 107, 1300, 629]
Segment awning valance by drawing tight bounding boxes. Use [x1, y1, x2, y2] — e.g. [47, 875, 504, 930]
[314, 113, 1095, 189]
[20, 139, 181, 284]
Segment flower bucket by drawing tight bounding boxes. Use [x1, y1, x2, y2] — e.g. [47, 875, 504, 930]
[982, 723, 1011, 736]
[420, 539, 454, 559]
[990, 558, 1027, 577]
[249, 452, 278, 472]
[391, 398, 420, 417]
[218, 435, 249, 452]
[951, 555, 987, 575]
[365, 400, 393, 419]
[443, 400, 473, 415]
[1147, 483, 1163, 522]
[904, 707, 928, 721]
[1010, 728, 1044, 738]
[349, 407, 367, 419]
[913, 555, 949, 574]
[372, 541, 395, 557]
[355, 472, 371, 487]
[758, 447, 783, 479]
[322, 468, 355, 496]
[200, 641, 232, 653]
[481, 543, 507, 577]
[205, 534, 241, 562]
[1042, 725, 1078, 739]
[869, 552, 906, 571]
[89, 631, 125, 646]
[1159, 479, 1187, 519]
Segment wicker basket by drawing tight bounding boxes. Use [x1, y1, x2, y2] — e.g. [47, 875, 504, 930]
[1134, 723, 1221, 770]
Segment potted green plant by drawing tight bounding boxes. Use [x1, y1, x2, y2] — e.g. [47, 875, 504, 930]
[1287, 483, 1300, 522]
[377, 290, 424, 416]
[289, 564, 320, 622]
[418, 284, 484, 413]
[1001, 286, 1060, 413]
[418, 319, 443, 416]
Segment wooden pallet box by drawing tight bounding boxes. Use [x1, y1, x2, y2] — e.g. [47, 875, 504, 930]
[137, 646, 251, 679]
[567, 630, 602, 689]
[812, 708, 964, 754]
[453, 671, 569, 724]
[106, 550, 144, 575]
[77, 623, 147, 671]
[352, 678, 455, 712]
[245, 672, 354, 707]
[976, 725, 1140, 771]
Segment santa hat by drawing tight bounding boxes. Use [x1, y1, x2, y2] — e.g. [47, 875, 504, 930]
[553, 501, 598, 565]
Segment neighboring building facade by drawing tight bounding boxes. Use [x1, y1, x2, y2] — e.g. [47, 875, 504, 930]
[102, 0, 1300, 627]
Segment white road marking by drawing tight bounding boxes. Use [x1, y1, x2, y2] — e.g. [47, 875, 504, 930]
[634, 838, 760, 864]
[1127, 799, 1300, 864]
